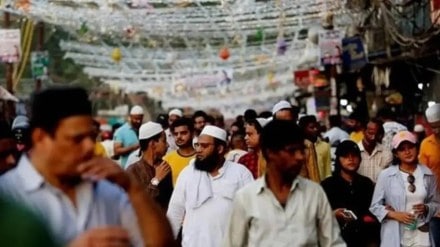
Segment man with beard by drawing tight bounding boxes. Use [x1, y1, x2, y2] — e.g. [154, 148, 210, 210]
[167, 125, 253, 247]
[0, 87, 175, 247]
[114, 105, 144, 167]
[224, 120, 345, 247]
[163, 117, 196, 187]
[127, 122, 173, 210]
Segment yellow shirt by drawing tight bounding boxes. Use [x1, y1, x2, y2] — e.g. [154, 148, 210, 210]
[163, 150, 195, 186]
[300, 139, 321, 183]
[350, 131, 364, 143]
[94, 142, 107, 157]
[420, 134, 440, 181]
[315, 140, 332, 181]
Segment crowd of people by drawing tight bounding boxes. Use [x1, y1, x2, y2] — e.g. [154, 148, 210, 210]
[0, 85, 440, 247]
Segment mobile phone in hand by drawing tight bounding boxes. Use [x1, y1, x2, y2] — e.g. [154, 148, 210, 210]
[343, 209, 357, 220]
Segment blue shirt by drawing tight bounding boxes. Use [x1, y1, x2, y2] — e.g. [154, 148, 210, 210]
[0, 156, 142, 246]
[114, 122, 139, 167]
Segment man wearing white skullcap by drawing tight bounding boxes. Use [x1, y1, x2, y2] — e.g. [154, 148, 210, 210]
[167, 125, 253, 247]
[113, 105, 144, 167]
[165, 109, 183, 153]
[271, 101, 321, 182]
[419, 103, 440, 246]
[126, 122, 173, 209]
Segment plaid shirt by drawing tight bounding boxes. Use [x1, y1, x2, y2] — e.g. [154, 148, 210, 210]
[238, 151, 259, 179]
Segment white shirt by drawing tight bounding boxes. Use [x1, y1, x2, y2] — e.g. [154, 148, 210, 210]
[125, 149, 141, 169]
[225, 149, 247, 163]
[101, 140, 115, 157]
[324, 127, 349, 147]
[224, 176, 346, 247]
[167, 160, 254, 247]
[0, 155, 142, 246]
[166, 128, 178, 153]
[400, 167, 430, 247]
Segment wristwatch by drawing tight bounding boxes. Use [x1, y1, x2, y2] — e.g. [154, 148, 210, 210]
[150, 177, 160, 186]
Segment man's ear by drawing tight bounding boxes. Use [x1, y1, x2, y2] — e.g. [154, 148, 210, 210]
[217, 144, 225, 155]
[31, 128, 48, 145]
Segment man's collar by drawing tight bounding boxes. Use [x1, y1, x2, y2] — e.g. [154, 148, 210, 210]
[16, 155, 45, 192]
[255, 175, 302, 194]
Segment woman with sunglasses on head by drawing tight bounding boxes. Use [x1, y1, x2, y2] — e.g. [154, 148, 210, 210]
[370, 131, 440, 247]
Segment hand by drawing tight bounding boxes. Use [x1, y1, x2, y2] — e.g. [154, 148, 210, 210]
[413, 204, 428, 216]
[78, 157, 133, 192]
[385, 205, 395, 211]
[68, 227, 130, 247]
[388, 211, 415, 225]
[155, 161, 171, 182]
[334, 208, 355, 222]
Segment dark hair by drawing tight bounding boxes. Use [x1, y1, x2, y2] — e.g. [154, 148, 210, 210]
[244, 109, 258, 122]
[245, 118, 264, 134]
[376, 108, 396, 121]
[333, 140, 362, 174]
[139, 132, 163, 152]
[298, 115, 317, 129]
[30, 87, 92, 136]
[258, 111, 273, 119]
[170, 117, 194, 133]
[206, 115, 215, 125]
[156, 114, 169, 129]
[230, 122, 245, 135]
[260, 120, 304, 155]
[192, 110, 208, 121]
[329, 115, 341, 128]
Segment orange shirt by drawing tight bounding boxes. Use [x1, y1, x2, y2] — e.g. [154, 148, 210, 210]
[419, 134, 440, 180]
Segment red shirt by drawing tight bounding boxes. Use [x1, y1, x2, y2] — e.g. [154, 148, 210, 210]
[238, 152, 259, 179]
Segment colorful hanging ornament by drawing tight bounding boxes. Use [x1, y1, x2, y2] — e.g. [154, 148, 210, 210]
[277, 38, 288, 55]
[219, 47, 230, 60]
[123, 25, 137, 39]
[255, 28, 264, 42]
[16, 0, 30, 12]
[111, 48, 122, 63]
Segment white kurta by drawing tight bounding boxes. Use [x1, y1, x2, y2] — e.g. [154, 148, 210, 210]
[167, 160, 254, 247]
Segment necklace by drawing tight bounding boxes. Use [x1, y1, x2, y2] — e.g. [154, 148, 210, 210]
[399, 166, 416, 174]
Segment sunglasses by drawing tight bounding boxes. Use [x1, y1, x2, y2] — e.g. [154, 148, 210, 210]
[407, 174, 416, 193]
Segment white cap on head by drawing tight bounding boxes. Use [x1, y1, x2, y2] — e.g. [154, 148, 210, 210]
[414, 124, 425, 133]
[169, 108, 183, 117]
[139, 121, 163, 140]
[272, 100, 292, 115]
[425, 103, 440, 123]
[130, 105, 144, 115]
[256, 118, 270, 128]
[200, 125, 227, 142]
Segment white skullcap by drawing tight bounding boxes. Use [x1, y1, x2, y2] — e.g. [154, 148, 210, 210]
[130, 105, 144, 115]
[139, 121, 163, 140]
[272, 100, 292, 114]
[100, 124, 112, 132]
[12, 115, 29, 130]
[200, 125, 227, 142]
[169, 108, 183, 117]
[425, 103, 440, 123]
[414, 124, 425, 133]
[256, 118, 270, 128]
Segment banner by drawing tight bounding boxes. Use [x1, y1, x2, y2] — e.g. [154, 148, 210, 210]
[294, 69, 320, 89]
[342, 36, 367, 71]
[0, 29, 21, 63]
[31, 51, 49, 80]
[318, 30, 343, 66]
[172, 68, 233, 96]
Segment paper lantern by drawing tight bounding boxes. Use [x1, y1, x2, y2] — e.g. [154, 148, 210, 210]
[277, 38, 288, 55]
[111, 48, 122, 63]
[219, 47, 230, 60]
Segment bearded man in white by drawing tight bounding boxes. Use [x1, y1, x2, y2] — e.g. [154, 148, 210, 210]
[167, 125, 253, 247]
